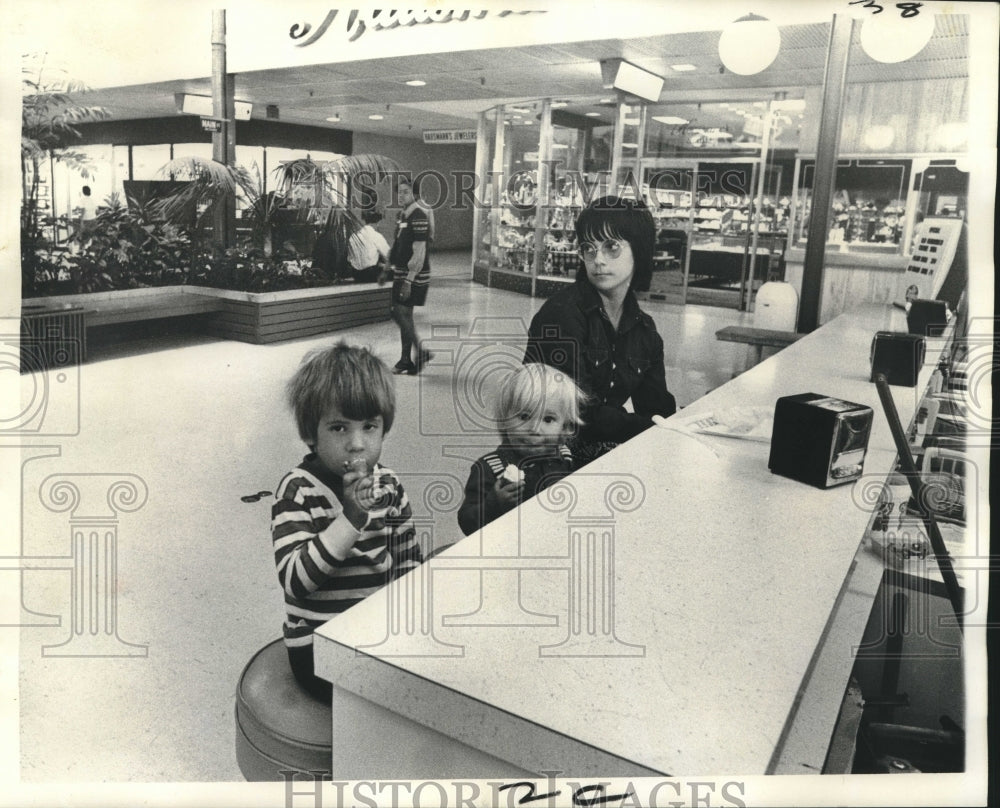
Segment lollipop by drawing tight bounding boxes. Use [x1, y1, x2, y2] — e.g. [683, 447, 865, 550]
[343, 457, 368, 475]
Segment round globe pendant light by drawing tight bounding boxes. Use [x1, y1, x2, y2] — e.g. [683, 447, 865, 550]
[718, 14, 781, 75]
[860, 11, 935, 63]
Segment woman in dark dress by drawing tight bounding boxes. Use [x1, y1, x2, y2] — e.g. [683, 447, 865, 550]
[523, 195, 676, 467]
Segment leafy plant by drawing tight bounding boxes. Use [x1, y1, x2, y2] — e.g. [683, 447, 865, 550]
[155, 156, 258, 251]
[20, 54, 110, 295]
[268, 154, 401, 275]
[34, 194, 193, 294]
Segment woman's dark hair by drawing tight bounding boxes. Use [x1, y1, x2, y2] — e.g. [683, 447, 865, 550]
[361, 209, 383, 225]
[574, 195, 655, 292]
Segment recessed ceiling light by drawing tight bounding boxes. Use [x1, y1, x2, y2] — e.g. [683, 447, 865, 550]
[670, 64, 697, 72]
[368, 114, 384, 120]
[552, 143, 569, 149]
[405, 79, 426, 87]
[326, 114, 341, 122]
[585, 112, 601, 117]
[621, 142, 638, 149]
[599, 97, 613, 104]
[551, 101, 568, 108]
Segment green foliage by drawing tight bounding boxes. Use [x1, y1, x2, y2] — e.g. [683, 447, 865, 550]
[32, 195, 192, 294]
[188, 243, 335, 294]
[21, 55, 110, 295]
[20, 59, 405, 299]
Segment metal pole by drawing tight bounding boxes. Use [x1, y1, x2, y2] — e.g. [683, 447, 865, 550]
[212, 10, 230, 248]
[745, 104, 774, 311]
[874, 374, 963, 632]
[798, 14, 854, 333]
[225, 71, 237, 246]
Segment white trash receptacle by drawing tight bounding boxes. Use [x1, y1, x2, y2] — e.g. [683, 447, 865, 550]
[754, 281, 799, 331]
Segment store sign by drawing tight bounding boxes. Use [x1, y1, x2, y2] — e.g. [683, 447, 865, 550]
[423, 129, 477, 144]
[200, 117, 223, 133]
[290, 9, 543, 46]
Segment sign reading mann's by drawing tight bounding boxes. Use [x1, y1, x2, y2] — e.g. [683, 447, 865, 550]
[422, 129, 477, 145]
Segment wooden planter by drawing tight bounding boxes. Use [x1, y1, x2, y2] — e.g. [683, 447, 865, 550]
[192, 284, 392, 344]
[22, 283, 392, 351]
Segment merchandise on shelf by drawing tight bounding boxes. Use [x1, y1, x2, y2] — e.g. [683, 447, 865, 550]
[798, 196, 907, 247]
[650, 191, 789, 243]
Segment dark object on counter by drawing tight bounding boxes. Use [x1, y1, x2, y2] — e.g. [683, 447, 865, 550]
[906, 299, 949, 337]
[768, 393, 873, 488]
[870, 332, 926, 387]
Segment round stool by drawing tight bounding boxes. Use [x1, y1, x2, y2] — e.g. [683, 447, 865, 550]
[234, 639, 332, 781]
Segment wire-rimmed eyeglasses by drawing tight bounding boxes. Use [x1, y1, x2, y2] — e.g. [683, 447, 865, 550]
[578, 239, 624, 262]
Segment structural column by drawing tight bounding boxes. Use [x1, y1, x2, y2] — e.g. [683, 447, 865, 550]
[798, 13, 855, 332]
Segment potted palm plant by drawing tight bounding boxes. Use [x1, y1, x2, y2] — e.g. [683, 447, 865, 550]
[154, 152, 400, 286]
[267, 154, 401, 279]
[20, 55, 110, 295]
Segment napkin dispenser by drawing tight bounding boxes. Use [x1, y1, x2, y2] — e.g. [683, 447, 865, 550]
[870, 331, 925, 387]
[769, 393, 873, 488]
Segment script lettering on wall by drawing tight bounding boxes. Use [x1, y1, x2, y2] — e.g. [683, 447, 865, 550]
[289, 9, 545, 46]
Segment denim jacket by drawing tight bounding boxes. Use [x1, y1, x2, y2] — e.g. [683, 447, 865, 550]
[523, 278, 676, 444]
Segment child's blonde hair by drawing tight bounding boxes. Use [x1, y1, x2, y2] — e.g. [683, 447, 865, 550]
[496, 363, 588, 435]
[286, 342, 395, 446]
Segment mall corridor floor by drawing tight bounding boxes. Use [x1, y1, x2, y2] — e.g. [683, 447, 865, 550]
[17, 255, 755, 781]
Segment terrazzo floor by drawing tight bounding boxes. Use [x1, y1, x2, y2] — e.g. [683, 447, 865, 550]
[14, 251, 755, 781]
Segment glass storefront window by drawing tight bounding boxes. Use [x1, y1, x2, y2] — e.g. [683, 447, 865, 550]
[472, 109, 496, 278]
[793, 157, 911, 252]
[494, 102, 541, 274]
[131, 144, 171, 181]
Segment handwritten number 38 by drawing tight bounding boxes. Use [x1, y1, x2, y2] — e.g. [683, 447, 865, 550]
[849, 0, 923, 17]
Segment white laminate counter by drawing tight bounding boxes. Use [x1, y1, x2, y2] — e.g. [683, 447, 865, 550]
[314, 304, 941, 778]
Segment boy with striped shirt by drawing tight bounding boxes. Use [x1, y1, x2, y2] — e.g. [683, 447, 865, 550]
[272, 342, 423, 700]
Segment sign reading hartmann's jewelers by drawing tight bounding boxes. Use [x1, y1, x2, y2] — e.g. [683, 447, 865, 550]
[289, 9, 543, 46]
[423, 129, 477, 144]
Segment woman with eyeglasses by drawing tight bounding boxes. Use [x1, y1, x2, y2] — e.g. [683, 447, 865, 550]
[523, 195, 676, 467]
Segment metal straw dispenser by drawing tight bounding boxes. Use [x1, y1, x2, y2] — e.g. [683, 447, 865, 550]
[768, 393, 874, 488]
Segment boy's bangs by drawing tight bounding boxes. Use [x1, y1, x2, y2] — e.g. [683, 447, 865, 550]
[332, 373, 387, 423]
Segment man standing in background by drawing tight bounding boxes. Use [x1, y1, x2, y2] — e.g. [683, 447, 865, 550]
[387, 177, 433, 375]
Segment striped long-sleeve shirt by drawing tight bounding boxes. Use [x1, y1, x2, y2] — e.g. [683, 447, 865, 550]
[271, 454, 423, 648]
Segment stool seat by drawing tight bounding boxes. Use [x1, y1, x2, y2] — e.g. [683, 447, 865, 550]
[235, 639, 332, 781]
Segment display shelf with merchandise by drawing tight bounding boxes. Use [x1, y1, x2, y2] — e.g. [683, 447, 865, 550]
[791, 158, 912, 254]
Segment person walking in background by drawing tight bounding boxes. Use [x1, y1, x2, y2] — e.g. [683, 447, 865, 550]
[75, 185, 98, 237]
[523, 195, 676, 468]
[347, 209, 390, 283]
[388, 177, 433, 375]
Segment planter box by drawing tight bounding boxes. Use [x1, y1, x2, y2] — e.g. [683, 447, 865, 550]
[22, 283, 392, 350]
[192, 284, 392, 344]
